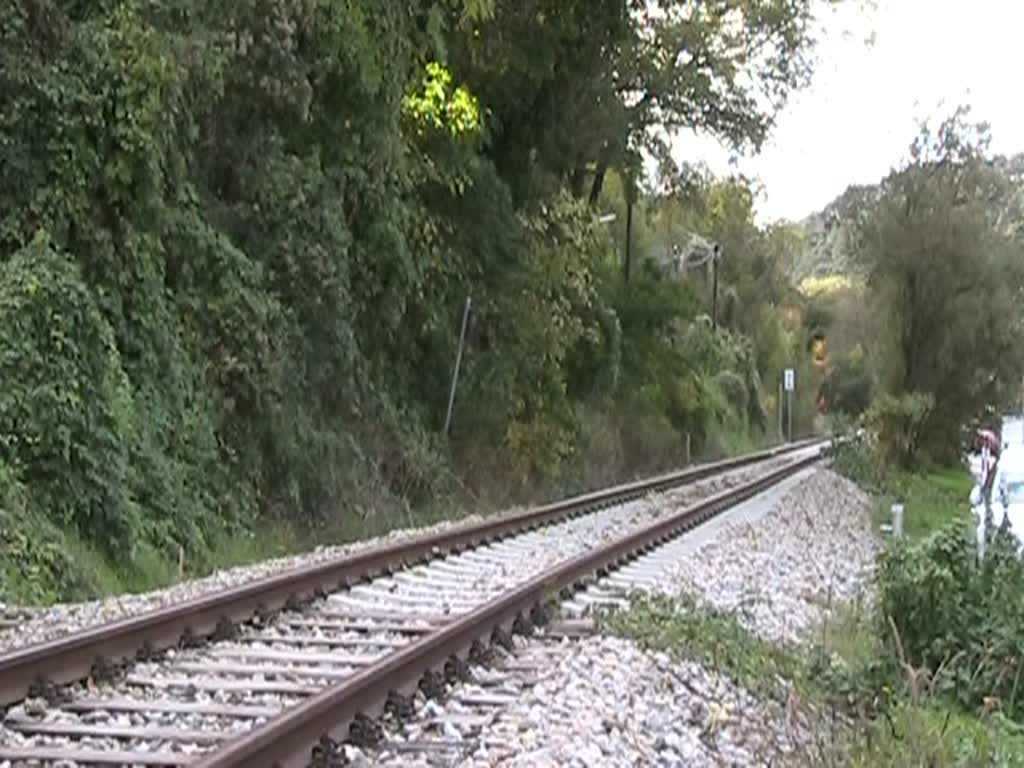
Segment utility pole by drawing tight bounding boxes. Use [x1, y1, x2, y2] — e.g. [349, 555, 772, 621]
[711, 244, 721, 332]
[443, 296, 472, 436]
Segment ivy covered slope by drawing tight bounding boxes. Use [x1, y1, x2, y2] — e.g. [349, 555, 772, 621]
[0, 0, 832, 602]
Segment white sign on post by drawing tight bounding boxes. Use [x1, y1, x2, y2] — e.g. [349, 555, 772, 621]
[784, 368, 795, 392]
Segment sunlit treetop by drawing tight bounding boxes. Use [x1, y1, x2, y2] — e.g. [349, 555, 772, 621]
[403, 61, 481, 137]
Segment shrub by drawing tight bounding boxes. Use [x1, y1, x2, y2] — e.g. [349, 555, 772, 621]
[822, 350, 874, 417]
[0, 462, 94, 603]
[0, 236, 142, 555]
[866, 391, 934, 468]
[713, 369, 749, 420]
[878, 521, 1024, 722]
[833, 438, 889, 494]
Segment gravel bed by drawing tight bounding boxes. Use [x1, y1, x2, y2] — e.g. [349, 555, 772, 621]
[362, 635, 817, 768]
[0, 455, 798, 655]
[658, 468, 878, 644]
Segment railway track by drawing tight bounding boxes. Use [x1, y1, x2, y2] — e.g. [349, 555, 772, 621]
[0, 439, 828, 767]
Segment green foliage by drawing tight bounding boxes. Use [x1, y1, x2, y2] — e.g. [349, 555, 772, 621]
[846, 704, 1024, 768]
[0, 462, 86, 604]
[599, 592, 803, 695]
[833, 438, 890, 494]
[818, 602, 1024, 767]
[849, 111, 1024, 456]
[0, 237, 141, 554]
[866, 392, 935, 468]
[403, 61, 481, 136]
[822, 350, 874, 418]
[879, 522, 1024, 722]
[449, 0, 823, 204]
[834, 437, 970, 540]
[605, 453, 1024, 767]
[605, 586, 1024, 767]
[713, 370, 749, 418]
[833, 452, 1024, 762]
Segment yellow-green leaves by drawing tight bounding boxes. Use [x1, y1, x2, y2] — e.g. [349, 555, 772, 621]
[403, 62, 481, 136]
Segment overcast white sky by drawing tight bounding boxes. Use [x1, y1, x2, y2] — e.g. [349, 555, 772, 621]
[672, 0, 1024, 224]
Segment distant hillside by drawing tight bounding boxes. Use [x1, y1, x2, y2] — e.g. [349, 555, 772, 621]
[789, 184, 878, 285]
[790, 152, 1024, 286]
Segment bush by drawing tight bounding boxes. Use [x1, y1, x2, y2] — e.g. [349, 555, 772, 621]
[0, 236, 142, 555]
[822, 350, 874, 417]
[878, 521, 1024, 722]
[866, 391, 934, 468]
[713, 369, 749, 419]
[0, 463, 94, 603]
[833, 438, 889, 493]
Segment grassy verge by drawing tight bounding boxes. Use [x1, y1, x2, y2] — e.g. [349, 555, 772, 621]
[1, 502, 473, 606]
[833, 439, 971, 540]
[876, 469, 972, 540]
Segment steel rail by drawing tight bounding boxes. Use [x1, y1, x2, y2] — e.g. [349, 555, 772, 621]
[196, 448, 825, 768]
[0, 437, 823, 707]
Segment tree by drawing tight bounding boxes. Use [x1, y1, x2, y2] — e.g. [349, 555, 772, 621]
[851, 110, 1024, 456]
[445, 0, 836, 204]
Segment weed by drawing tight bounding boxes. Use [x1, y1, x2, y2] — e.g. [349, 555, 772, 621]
[598, 592, 804, 696]
[601, 579, 1024, 766]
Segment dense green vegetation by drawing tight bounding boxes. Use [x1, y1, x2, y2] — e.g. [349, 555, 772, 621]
[803, 112, 1024, 450]
[808, 112, 1024, 763]
[2, 3, 1023, 764]
[0, 0, 838, 602]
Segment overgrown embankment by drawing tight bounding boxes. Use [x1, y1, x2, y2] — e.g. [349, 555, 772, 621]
[0, 2, 826, 604]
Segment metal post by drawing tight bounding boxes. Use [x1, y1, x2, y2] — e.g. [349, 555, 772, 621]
[778, 380, 784, 441]
[787, 390, 793, 443]
[444, 296, 472, 436]
[892, 503, 904, 538]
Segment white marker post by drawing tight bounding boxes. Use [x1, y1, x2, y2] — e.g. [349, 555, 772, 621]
[784, 368, 795, 442]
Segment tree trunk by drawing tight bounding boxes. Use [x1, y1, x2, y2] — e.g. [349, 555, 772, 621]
[570, 159, 587, 198]
[589, 159, 609, 207]
[623, 200, 633, 284]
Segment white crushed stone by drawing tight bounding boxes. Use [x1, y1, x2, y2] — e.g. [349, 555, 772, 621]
[658, 468, 878, 644]
[365, 635, 817, 768]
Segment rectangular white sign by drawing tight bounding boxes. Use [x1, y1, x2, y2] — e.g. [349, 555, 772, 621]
[784, 368, 795, 392]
